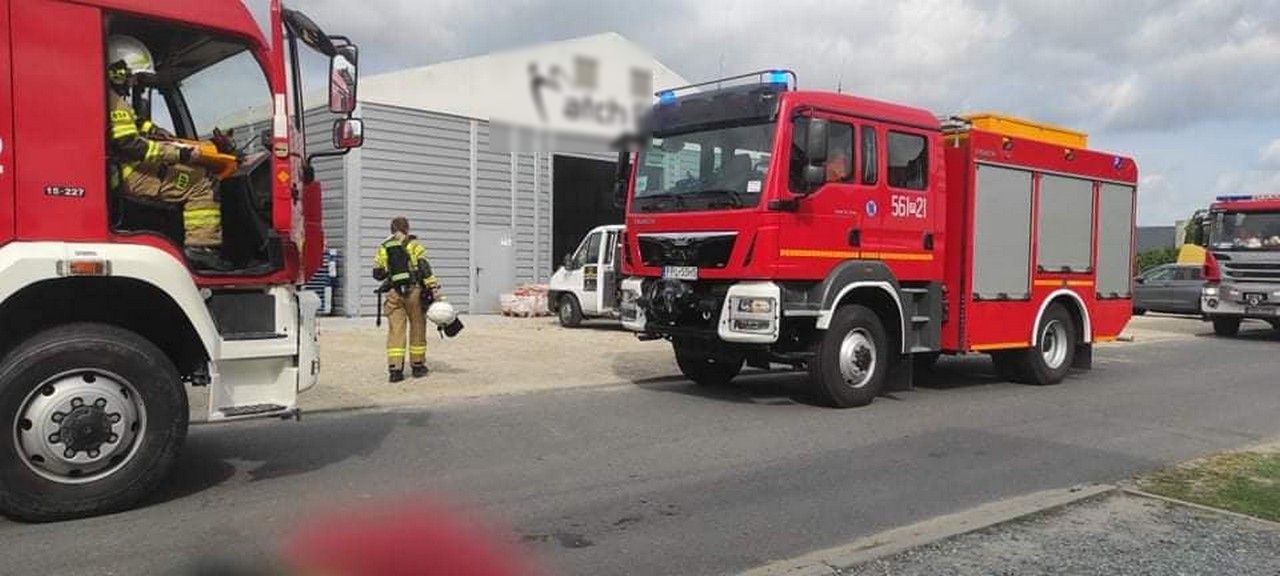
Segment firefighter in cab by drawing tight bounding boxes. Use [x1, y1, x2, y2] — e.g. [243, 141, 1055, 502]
[106, 35, 233, 271]
[374, 217, 448, 382]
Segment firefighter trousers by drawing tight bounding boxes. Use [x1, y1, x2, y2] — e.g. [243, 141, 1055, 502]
[123, 164, 222, 248]
[385, 286, 427, 371]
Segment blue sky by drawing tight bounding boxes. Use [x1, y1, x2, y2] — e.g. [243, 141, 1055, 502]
[259, 0, 1280, 226]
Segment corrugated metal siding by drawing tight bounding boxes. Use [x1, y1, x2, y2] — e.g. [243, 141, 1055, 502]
[538, 153, 553, 282]
[304, 109, 347, 312]
[515, 154, 537, 283]
[357, 103, 472, 314]
[475, 123, 513, 228]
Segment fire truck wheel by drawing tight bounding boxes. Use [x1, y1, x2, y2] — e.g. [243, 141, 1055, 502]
[1017, 303, 1077, 386]
[1212, 317, 1241, 337]
[558, 294, 584, 328]
[810, 305, 888, 408]
[0, 323, 188, 522]
[673, 338, 743, 387]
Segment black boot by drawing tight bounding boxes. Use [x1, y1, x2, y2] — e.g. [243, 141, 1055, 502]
[184, 246, 233, 272]
[388, 368, 405, 383]
[411, 364, 429, 378]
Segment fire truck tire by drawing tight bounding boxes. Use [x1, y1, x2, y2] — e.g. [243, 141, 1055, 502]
[557, 294, 584, 328]
[809, 305, 888, 408]
[1013, 303, 1077, 386]
[673, 339, 743, 386]
[1212, 317, 1241, 337]
[0, 323, 188, 522]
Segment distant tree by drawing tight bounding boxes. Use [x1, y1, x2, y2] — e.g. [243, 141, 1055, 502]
[1135, 247, 1179, 274]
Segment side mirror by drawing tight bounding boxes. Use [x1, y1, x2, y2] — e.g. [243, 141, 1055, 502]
[329, 49, 358, 114]
[332, 118, 364, 149]
[1134, 277, 1145, 284]
[806, 118, 830, 165]
[613, 149, 632, 209]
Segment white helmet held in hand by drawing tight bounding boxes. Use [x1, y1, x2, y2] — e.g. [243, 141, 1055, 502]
[427, 301, 457, 327]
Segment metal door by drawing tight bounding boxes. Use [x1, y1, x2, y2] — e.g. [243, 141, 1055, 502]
[599, 229, 620, 312]
[0, 0, 13, 244]
[473, 226, 515, 313]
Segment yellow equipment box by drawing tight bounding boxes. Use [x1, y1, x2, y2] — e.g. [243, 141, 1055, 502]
[961, 113, 1089, 149]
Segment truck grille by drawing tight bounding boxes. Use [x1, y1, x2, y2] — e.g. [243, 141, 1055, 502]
[1217, 253, 1280, 282]
[638, 233, 737, 268]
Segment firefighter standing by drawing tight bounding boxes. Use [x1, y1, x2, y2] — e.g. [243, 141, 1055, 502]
[374, 217, 443, 382]
[106, 35, 229, 271]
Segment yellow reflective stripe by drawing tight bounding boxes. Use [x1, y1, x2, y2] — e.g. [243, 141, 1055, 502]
[387, 348, 406, 358]
[183, 209, 221, 227]
[112, 124, 139, 139]
[120, 164, 135, 180]
[408, 346, 427, 353]
[140, 120, 154, 133]
[144, 141, 160, 162]
[110, 109, 132, 122]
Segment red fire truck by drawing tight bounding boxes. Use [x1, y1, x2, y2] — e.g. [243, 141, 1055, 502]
[0, 0, 363, 520]
[1200, 194, 1280, 335]
[616, 71, 1138, 408]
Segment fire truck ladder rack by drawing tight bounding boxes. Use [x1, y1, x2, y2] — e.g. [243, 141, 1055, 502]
[656, 69, 797, 100]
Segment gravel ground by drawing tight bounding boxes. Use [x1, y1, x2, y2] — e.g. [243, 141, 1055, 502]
[841, 492, 1280, 576]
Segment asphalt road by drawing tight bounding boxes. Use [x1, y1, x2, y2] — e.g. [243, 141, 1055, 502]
[2, 320, 1278, 576]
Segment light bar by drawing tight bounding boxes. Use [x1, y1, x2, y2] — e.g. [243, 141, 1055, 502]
[654, 68, 797, 101]
[1216, 194, 1280, 202]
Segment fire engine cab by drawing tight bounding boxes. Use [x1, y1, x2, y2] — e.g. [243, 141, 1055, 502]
[616, 71, 1138, 408]
[0, 0, 362, 521]
[1200, 194, 1280, 336]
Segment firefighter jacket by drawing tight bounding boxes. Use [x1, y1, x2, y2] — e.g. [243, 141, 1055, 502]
[373, 233, 440, 291]
[107, 91, 193, 182]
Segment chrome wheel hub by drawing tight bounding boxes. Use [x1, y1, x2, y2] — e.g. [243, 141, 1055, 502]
[838, 328, 877, 389]
[14, 370, 145, 484]
[1040, 320, 1069, 370]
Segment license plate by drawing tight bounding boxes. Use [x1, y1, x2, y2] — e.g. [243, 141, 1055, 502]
[1245, 306, 1277, 317]
[663, 266, 698, 280]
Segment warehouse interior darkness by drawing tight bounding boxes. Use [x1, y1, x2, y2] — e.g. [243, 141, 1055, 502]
[552, 155, 624, 272]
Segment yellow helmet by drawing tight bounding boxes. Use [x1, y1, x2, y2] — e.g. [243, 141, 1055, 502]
[106, 35, 156, 85]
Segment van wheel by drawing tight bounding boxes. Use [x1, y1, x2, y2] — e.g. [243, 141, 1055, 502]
[1132, 307, 1146, 316]
[673, 339, 742, 387]
[1212, 317, 1241, 337]
[558, 295, 583, 328]
[0, 323, 188, 522]
[1001, 304, 1076, 386]
[810, 305, 888, 408]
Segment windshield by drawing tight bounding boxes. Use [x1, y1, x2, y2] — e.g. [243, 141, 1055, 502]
[1209, 211, 1280, 251]
[182, 50, 273, 155]
[633, 123, 775, 212]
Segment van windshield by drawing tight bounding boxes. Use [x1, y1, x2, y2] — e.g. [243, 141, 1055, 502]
[633, 122, 775, 213]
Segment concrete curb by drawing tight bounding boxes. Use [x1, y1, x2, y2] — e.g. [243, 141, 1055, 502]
[739, 484, 1117, 576]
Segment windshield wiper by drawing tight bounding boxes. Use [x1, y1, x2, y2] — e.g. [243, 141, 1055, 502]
[697, 188, 745, 208]
[636, 193, 687, 211]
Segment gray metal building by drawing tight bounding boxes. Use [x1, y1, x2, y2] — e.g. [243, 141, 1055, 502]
[315, 33, 685, 316]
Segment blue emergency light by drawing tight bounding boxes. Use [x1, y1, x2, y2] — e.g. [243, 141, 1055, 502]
[766, 70, 790, 85]
[657, 90, 677, 104]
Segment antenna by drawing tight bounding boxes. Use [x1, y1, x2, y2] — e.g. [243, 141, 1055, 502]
[836, 54, 848, 93]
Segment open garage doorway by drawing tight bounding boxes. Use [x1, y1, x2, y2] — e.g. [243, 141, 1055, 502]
[552, 155, 623, 274]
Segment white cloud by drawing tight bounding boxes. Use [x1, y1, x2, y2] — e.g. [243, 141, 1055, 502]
[1261, 139, 1280, 169]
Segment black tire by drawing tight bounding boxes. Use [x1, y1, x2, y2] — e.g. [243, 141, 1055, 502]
[673, 338, 743, 387]
[1004, 303, 1077, 386]
[0, 323, 188, 522]
[1132, 308, 1147, 316]
[809, 305, 889, 408]
[557, 294, 583, 328]
[1212, 317, 1241, 337]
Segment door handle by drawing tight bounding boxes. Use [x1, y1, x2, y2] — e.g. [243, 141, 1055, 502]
[848, 228, 861, 247]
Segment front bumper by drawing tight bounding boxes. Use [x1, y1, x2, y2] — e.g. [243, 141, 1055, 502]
[1201, 283, 1280, 319]
[619, 277, 782, 344]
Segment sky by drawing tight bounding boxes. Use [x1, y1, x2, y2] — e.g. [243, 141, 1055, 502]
[256, 0, 1280, 226]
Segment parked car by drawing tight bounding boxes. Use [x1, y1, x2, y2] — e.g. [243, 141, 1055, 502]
[1133, 264, 1203, 315]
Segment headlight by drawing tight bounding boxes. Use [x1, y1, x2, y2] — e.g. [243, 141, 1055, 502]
[734, 297, 775, 314]
[1203, 286, 1219, 297]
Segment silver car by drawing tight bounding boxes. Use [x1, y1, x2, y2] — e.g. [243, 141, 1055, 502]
[1134, 264, 1203, 315]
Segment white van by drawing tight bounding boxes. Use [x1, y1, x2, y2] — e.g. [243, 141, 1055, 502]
[548, 224, 626, 327]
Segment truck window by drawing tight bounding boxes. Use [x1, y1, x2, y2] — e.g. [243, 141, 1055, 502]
[861, 126, 878, 185]
[789, 117, 854, 189]
[887, 131, 927, 190]
[145, 90, 177, 136]
[574, 231, 602, 267]
[180, 51, 272, 154]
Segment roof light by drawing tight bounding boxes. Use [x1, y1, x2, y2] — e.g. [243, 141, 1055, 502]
[1216, 194, 1280, 202]
[657, 90, 676, 104]
[1112, 156, 1125, 170]
[766, 70, 790, 85]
